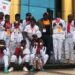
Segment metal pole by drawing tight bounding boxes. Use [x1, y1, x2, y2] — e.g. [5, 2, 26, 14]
[49, 0, 50, 8]
[28, 0, 30, 12]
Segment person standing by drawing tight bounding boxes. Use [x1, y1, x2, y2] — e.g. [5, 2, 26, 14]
[64, 14, 75, 64]
[52, 14, 65, 63]
[37, 13, 53, 62]
[4, 14, 11, 48]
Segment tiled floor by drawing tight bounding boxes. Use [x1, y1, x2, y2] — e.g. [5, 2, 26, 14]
[0, 69, 75, 75]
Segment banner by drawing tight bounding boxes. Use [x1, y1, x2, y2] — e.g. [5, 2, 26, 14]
[0, 0, 11, 15]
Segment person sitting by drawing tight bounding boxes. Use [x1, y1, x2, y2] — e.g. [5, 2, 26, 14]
[8, 40, 30, 72]
[30, 38, 49, 71]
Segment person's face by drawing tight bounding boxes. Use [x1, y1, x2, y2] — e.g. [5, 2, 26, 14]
[68, 15, 73, 22]
[43, 15, 48, 20]
[26, 15, 32, 21]
[39, 42, 43, 47]
[31, 20, 35, 27]
[5, 16, 10, 21]
[15, 16, 20, 21]
[32, 34, 37, 40]
[34, 42, 38, 47]
[20, 42, 26, 50]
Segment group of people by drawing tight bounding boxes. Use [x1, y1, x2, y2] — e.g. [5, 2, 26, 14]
[52, 14, 75, 64]
[0, 12, 49, 73]
[0, 9, 75, 74]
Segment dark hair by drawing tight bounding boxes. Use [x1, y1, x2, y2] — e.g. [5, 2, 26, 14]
[0, 40, 6, 45]
[26, 12, 31, 17]
[0, 12, 4, 19]
[20, 40, 26, 44]
[68, 14, 73, 18]
[15, 14, 20, 21]
[15, 14, 20, 18]
[0, 12, 4, 16]
[30, 17, 36, 23]
[5, 14, 10, 19]
[68, 14, 73, 21]
[43, 12, 48, 17]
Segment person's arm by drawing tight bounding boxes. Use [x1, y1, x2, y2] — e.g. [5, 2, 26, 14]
[40, 46, 46, 54]
[11, 23, 14, 32]
[19, 33, 23, 42]
[52, 20, 56, 29]
[19, 23, 24, 32]
[10, 32, 14, 42]
[3, 48, 10, 56]
[32, 46, 37, 54]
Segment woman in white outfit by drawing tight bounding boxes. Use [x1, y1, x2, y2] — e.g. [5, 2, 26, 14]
[64, 14, 75, 64]
[52, 17, 65, 62]
[30, 39, 49, 71]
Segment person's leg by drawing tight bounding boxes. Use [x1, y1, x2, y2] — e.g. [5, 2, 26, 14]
[3, 55, 9, 73]
[53, 38, 58, 61]
[22, 55, 30, 71]
[42, 35, 51, 57]
[6, 37, 10, 48]
[30, 56, 37, 72]
[37, 58, 43, 70]
[42, 54, 49, 65]
[9, 41, 16, 54]
[30, 54, 35, 65]
[8, 55, 17, 72]
[64, 38, 69, 63]
[58, 39, 63, 61]
[69, 39, 74, 63]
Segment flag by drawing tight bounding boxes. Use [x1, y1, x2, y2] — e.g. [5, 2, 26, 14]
[0, 0, 11, 15]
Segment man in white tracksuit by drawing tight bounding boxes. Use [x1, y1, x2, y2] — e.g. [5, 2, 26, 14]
[22, 13, 32, 31]
[64, 14, 75, 64]
[10, 29, 23, 54]
[8, 40, 30, 72]
[24, 18, 42, 48]
[22, 13, 32, 45]
[52, 17, 65, 62]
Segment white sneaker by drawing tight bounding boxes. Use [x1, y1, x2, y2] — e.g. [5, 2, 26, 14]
[23, 67, 28, 72]
[8, 67, 14, 72]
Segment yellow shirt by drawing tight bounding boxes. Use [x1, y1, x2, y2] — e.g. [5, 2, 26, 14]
[43, 19, 50, 26]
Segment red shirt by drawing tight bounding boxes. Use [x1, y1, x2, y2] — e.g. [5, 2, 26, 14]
[14, 23, 19, 29]
[14, 47, 20, 57]
[67, 22, 71, 33]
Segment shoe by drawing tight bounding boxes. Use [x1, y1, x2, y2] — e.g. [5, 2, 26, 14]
[8, 67, 14, 72]
[30, 67, 35, 72]
[4, 67, 8, 74]
[40, 68, 45, 71]
[23, 67, 28, 72]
